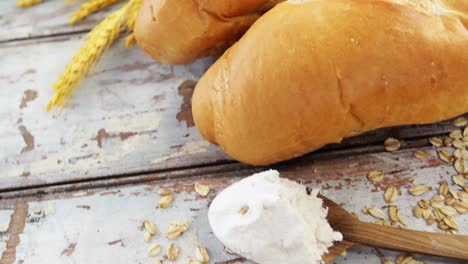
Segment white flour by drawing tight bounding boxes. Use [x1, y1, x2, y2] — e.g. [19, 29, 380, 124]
[208, 170, 342, 264]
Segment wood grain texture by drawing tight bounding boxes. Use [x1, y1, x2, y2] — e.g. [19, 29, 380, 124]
[323, 195, 468, 261]
[0, 0, 122, 42]
[0, 145, 466, 264]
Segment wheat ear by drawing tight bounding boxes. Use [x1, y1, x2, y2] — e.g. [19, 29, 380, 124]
[69, 0, 122, 24]
[124, 0, 142, 47]
[47, 1, 132, 111]
[16, 0, 43, 8]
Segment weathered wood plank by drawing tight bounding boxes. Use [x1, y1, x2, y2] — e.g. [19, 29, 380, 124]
[1, 32, 466, 190]
[0, 146, 466, 263]
[0, 0, 121, 42]
[0, 33, 234, 191]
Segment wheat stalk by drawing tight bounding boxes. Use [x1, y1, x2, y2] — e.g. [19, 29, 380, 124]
[16, 0, 43, 7]
[47, 1, 133, 111]
[70, 0, 123, 24]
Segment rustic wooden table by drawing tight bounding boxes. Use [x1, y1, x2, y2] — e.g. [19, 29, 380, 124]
[0, 1, 467, 264]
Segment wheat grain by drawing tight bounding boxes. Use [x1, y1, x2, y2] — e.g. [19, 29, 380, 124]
[125, 33, 137, 48]
[124, 0, 142, 47]
[70, 0, 123, 24]
[126, 0, 142, 30]
[47, 1, 132, 111]
[16, 0, 43, 7]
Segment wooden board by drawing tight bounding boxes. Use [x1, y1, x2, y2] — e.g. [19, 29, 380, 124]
[0, 146, 466, 264]
[0, 0, 122, 42]
[1, 31, 467, 191]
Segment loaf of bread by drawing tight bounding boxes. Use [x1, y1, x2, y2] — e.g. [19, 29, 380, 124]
[134, 0, 281, 64]
[192, 0, 468, 165]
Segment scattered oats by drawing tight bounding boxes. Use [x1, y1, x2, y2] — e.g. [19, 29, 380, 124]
[418, 199, 431, 209]
[454, 148, 468, 160]
[448, 189, 459, 200]
[450, 130, 463, 139]
[374, 220, 384, 225]
[367, 170, 384, 182]
[388, 206, 399, 222]
[167, 243, 179, 261]
[409, 185, 431, 196]
[452, 139, 466, 149]
[440, 206, 457, 217]
[158, 188, 173, 196]
[368, 207, 386, 220]
[414, 150, 428, 159]
[454, 159, 467, 174]
[144, 232, 152, 243]
[239, 205, 249, 215]
[463, 137, 468, 147]
[361, 207, 369, 215]
[452, 175, 465, 187]
[448, 229, 458, 235]
[147, 244, 161, 257]
[413, 205, 423, 218]
[429, 137, 443, 147]
[384, 138, 401, 152]
[464, 126, 468, 137]
[383, 260, 394, 264]
[452, 201, 468, 214]
[459, 191, 468, 202]
[159, 194, 174, 208]
[384, 185, 398, 203]
[465, 185, 468, 192]
[430, 195, 444, 209]
[398, 216, 408, 227]
[195, 245, 210, 263]
[453, 117, 468, 127]
[396, 253, 413, 264]
[426, 214, 436, 225]
[166, 220, 189, 239]
[438, 221, 449, 230]
[155, 260, 163, 264]
[187, 257, 202, 264]
[438, 149, 452, 163]
[439, 182, 449, 196]
[194, 183, 210, 197]
[444, 137, 454, 147]
[445, 195, 456, 205]
[433, 208, 444, 222]
[422, 207, 432, 220]
[144, 220, 158, 236]
[413, 150, 429, 159]
[443, 216, 459, 230]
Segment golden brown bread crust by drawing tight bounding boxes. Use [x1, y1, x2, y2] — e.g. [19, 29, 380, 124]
[192, 0, 468, 165]
[134, 0, 281, 64]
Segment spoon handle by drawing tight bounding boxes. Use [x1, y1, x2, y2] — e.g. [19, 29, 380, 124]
[341, 221, 468, 260]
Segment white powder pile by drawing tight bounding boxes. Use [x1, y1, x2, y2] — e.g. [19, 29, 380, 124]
[208, 170, 342, 264]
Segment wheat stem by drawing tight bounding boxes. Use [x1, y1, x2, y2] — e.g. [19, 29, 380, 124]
[69, 0, 123, 25]
[16, 0, 43, 8]
[47, 1, 133, 111]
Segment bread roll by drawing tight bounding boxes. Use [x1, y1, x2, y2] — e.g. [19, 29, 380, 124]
[192, 0, 468, 165]
[134, 0, 281, 64]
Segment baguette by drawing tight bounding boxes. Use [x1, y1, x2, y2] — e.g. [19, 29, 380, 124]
[134, 0, 281, 64]
[192, 0, 468, 165]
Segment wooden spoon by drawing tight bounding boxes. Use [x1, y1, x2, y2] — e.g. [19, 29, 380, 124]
[320, 194, 468, 262]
